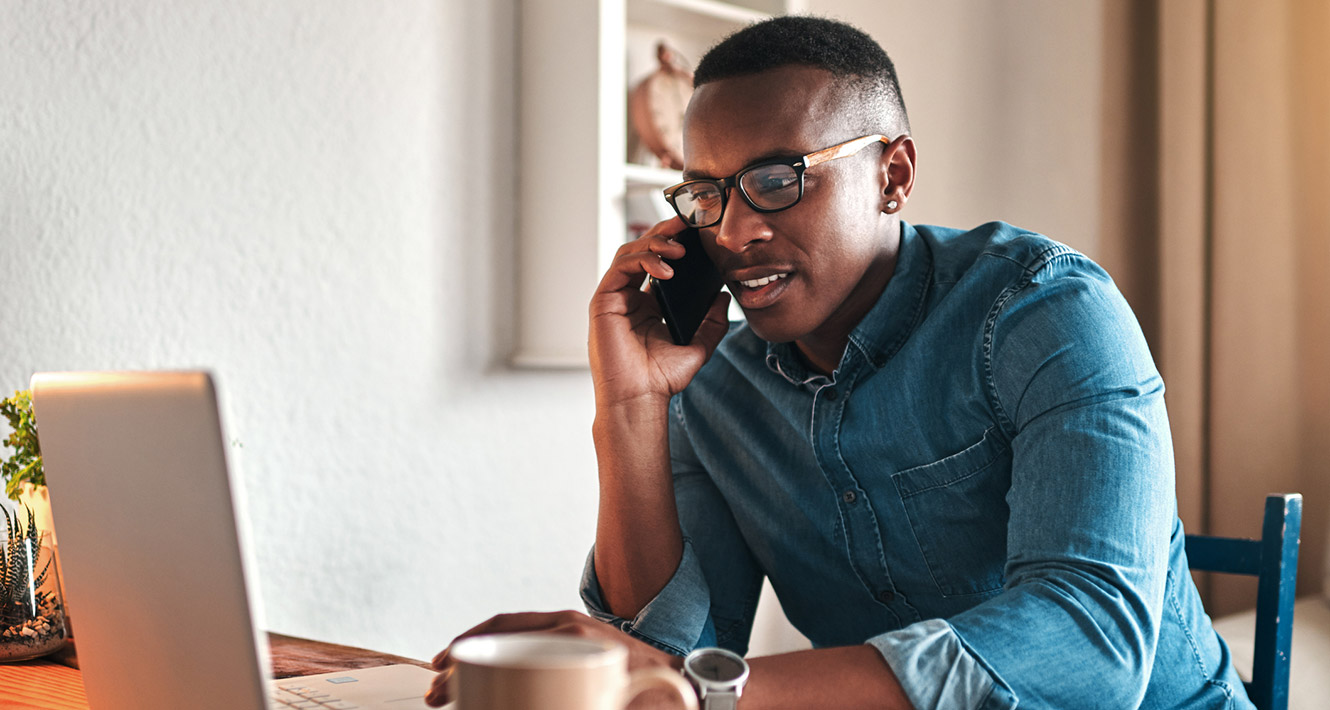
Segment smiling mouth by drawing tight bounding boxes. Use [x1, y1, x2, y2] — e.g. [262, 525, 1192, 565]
[730, 271, 793, 310]
[738, 272, 789, 288]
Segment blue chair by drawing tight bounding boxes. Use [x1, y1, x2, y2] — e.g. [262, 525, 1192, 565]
[1185, 493, 1303, 710]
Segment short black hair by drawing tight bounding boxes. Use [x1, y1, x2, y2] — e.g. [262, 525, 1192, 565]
[694, 15, 910, 136]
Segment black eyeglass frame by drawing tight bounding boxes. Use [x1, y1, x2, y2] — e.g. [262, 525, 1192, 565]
[661, 133, 904, 228]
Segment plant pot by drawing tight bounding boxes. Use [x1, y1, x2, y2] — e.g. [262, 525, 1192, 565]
[1, 529, 68, 662]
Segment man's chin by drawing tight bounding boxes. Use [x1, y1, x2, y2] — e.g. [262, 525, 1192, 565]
[743, 311, 804, 346]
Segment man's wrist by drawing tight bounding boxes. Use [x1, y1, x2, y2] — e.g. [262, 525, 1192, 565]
[593, 394, 673, 435]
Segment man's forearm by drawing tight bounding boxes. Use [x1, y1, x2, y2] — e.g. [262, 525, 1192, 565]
[739, 646, 914, 710]
[592, 397, 685, 619]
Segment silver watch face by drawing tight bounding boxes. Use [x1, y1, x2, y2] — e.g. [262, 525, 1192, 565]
[686, 649, 747, 684]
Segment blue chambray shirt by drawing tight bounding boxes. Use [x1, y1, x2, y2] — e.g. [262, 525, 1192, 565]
[581, 221, 1252, 709]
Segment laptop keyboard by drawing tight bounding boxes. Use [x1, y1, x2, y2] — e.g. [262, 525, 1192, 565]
[271, 683, 361, 709]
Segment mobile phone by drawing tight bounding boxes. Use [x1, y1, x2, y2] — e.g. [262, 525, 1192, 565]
[650, 227, 725, 346]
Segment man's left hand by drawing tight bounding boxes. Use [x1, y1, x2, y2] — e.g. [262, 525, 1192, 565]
[426, 610, 685, 708]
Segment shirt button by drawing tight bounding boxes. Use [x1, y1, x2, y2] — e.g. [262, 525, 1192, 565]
[823, 387, 838, 401]
[842, 490, 857, 504]
[876, 589, 895, 604]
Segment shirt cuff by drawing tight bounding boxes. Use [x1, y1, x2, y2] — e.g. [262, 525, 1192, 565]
[579, 538, 717, 656]
[867, 618, 1018, 710]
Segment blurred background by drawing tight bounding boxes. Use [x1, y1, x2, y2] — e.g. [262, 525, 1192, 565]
[1, 0, 1326, 664]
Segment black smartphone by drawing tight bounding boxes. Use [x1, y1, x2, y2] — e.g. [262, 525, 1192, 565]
[650, 227, 725, 346]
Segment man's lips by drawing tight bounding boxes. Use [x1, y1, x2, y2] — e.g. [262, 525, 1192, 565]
[727, 267, 795, 309]
[727, 265, 794, 285]
[737, 272, 789, 289]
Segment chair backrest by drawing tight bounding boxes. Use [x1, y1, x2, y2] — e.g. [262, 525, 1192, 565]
[1184, 493, 1303, 710]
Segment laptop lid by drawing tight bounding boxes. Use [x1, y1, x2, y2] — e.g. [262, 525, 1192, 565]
[32, 371, 272, 709]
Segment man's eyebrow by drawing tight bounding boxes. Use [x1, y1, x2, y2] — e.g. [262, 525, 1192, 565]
[682, 148, 808, 181]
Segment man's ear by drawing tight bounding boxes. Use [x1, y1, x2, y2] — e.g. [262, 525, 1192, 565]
[879, 135, 917, 214]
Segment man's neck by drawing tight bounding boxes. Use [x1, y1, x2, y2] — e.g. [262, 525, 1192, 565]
[793, 338, 844, 378]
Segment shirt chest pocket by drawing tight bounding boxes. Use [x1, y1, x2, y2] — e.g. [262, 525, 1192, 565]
[891, 428, 1011, 597]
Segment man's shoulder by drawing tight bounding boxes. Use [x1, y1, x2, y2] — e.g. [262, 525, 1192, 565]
[915, 221, 1084, 284]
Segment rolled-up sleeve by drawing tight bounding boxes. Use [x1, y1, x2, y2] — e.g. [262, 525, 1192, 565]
[869, 619, 1018, 709]
[580, 539, 717, 654]
[870, 255, 1174, 709]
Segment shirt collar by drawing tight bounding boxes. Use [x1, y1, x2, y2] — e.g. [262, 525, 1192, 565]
[765, 221, 932, 387]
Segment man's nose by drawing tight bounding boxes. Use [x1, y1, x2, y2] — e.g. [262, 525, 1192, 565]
[712, 190, 773, 254]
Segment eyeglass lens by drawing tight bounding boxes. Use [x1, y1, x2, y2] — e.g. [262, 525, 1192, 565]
[671, 163, 802, 227]
[740, 163, 800, 209]
[671, 184, 725, 228]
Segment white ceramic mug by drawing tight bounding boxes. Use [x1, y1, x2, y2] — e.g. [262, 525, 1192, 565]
[448, 632, 698, 710]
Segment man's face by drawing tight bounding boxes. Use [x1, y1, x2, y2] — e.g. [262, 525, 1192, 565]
[683, 66, 899, 348]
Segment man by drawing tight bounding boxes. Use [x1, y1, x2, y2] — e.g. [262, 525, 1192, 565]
[430, 16, 1251, 709]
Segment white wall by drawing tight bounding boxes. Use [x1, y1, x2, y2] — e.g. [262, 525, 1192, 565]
[1, 0, 1114, 662]
[1, 0, 598, 661]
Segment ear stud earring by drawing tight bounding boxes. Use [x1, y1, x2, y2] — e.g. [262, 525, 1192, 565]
[887, 200, 899, 210]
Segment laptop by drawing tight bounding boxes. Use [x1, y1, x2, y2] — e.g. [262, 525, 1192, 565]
[31, 371, 440, 709]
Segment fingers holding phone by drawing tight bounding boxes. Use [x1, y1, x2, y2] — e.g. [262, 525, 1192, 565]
[648, 227, 725, 346]
[595, 226, 688, 297]
[589, 220, 730, 405]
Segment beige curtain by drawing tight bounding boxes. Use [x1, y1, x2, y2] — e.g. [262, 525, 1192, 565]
[1099, 0, 1329, 616]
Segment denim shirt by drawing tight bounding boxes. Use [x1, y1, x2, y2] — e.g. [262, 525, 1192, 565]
[581, 221, 1252, 709]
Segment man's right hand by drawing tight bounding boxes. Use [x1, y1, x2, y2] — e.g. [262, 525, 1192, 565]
[588, 217, 731, 410]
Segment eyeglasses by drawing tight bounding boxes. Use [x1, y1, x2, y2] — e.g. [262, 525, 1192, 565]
[662, 134, 897, 229]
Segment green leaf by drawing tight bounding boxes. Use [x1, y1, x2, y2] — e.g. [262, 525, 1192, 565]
[0, 389, 44, 501]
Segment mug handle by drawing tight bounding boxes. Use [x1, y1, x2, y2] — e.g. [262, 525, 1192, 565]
[623, 667, 699, 710]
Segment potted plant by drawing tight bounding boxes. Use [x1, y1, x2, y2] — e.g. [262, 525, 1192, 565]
[0, 504, 66, 661]
[0, 389, 67, 661]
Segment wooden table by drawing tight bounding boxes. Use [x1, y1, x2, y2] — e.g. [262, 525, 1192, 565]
[0, 633, 432, 709]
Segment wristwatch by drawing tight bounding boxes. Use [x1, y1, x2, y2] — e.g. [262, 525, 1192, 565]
[682, 647, 750, 710]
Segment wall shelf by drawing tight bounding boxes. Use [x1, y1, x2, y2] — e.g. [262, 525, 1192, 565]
[514, 0, 803, 368]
